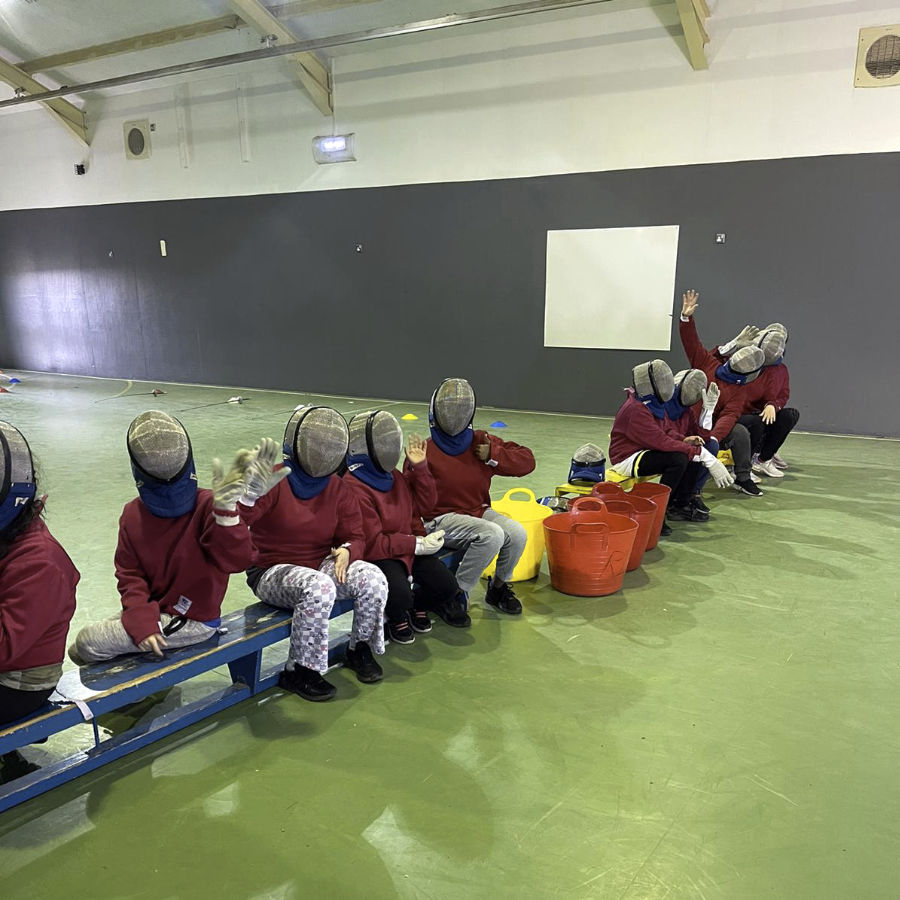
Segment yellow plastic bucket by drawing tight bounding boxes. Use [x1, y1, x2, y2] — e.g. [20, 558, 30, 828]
[482, 488, 553, 582]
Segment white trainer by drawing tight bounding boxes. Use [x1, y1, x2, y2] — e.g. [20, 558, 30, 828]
[750, 471, 762, 483]
[772, 453, 789, 470]
[753, 458, 784, 478]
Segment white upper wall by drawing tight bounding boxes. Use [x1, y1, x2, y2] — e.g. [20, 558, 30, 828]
[2, 0, 900, 211]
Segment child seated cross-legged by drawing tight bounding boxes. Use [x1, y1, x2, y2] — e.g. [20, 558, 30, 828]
[70, 412, 285, 664]
[344, 411, 465, 644]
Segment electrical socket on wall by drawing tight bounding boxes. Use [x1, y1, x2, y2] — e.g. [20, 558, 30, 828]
[715, 233, 727, 244]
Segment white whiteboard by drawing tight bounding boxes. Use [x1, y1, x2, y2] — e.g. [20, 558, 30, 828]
[543, 225, 680, 351]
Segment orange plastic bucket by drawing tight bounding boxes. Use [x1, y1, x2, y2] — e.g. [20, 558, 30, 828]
[544, 500, 638, 596]
[628, 482, 671, 550]
[602, 497, 657, 571]
[590, 482, 626, 501]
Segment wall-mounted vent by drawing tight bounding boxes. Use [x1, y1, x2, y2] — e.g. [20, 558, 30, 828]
[123, 119, 151, 160]
[856, 26, 900, 87]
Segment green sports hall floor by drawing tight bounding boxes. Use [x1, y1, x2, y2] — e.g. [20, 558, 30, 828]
[0, 372, 898, 900]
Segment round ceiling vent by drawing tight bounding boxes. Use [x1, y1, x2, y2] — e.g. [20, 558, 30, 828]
[865, 34, 900, 79]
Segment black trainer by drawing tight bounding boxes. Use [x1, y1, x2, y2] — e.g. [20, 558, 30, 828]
[278, 665, 336, 702]
[387, 617, 415, 645]
[659, 520, 673, 536]
[410, 610, 433, 634]
[733, 479, 764, 497]
[692, 494, 710, 514]
[436, 593, 472, 628]
[484, 577, 523, 615]
[344, 642, 383, 684]
[0, 751, 40, 785]
[667, 503, 709, 523]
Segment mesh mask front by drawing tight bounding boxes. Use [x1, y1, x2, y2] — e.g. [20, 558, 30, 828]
[673, 369, 708, 407]
[127, 411, 191, 481]
[632, 360, 675, 402]
[430, 378, 476, 436]
[348, 411, 403, 473]
[286, 406, 349, 478]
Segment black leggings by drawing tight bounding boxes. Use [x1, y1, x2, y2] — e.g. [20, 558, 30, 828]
[0, 683, 55, 726]
[372, 557, 460, 623]
[635, 450, 702, 505]
[738, 408, 800, 461]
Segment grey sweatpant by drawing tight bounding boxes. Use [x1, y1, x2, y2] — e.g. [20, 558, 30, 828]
[71, 613, 217, 663]
[427, 509, 528, 594]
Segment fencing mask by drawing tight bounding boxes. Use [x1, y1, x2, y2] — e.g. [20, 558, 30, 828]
[632, 359, 675, 419]
[284, 406, 349, 499]
[0, 421, 36, 533]
[755, 330, 786, 366]
[673, 369, 708, 408]
[716, 346, 765, 385]
[347, 410, 403, 492]
[429, 378, 476, 455]
[127, 411, 197, 518]
[568, 443, 606, 484]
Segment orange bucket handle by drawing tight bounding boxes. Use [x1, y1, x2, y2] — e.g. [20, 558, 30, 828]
[569, 520, 609, 551]
[570, 497, 607, 514]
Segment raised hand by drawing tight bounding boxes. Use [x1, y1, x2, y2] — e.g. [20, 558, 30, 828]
[701, 383, 720, 412]
[405, 434, 427, 466]
[212, 455, 250, 513]
[242, 437, 290, 506]
[681, 289, 699, 318]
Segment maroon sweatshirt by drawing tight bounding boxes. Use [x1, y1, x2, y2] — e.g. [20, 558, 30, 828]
[116, 489, 255, 646]
[240, 476, 365, 574]
[609, 391, 701, 465]
[745, 364, 791, 413]
[678, 316, 770, 440]
[0, 519, 79, 673]
[345, 461, 436, 573]
[420, 431, 536, 519]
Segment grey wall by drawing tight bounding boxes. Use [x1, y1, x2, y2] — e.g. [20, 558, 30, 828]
[0, 152, 896, 436]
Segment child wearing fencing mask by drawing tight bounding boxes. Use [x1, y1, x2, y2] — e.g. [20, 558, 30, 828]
[416, 378, 536, 619]
[345, 410, 467, 642]
[0, 422, 79, 783]
[69, 411, 285, 663]
[239, 406, 388, 702]
[608, 360, 734, 533]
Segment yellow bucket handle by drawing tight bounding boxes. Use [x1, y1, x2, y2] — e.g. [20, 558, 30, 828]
[500, 488, 537, 504]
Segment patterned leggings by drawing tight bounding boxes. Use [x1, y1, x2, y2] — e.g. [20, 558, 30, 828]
[254, 558, 387, 674]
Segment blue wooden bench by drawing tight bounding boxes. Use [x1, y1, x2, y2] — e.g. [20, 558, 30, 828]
[0, 549, 465, 812]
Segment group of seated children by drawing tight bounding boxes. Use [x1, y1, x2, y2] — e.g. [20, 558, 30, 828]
[0, 299, 799, 778]
[609, 290, 799, 533]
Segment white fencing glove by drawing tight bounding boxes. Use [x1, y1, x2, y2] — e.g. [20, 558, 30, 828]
[212, 456, 249, 524]
[719, 325, 760, 357]
[241, 438, 290, 506]
[415, 529, 445, 555]
[699, 447, 735, 488]
[700, 383, 719, 430]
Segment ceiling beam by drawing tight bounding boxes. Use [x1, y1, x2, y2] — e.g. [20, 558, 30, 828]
[228, 0, 332, 115]
[0, 55, 88, 145]
[674, 0, 709, 70]
[19, 2, 378, 77]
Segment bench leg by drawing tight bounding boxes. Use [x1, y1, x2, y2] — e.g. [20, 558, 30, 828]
[228, 651, 262, 694]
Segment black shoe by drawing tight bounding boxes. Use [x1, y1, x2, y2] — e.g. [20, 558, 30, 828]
[278, 665, 337, 702]
[692, 494, 710, 514]
[344, 642, 383, 684]
[484, 577, 523, 615]
[0, 751, 40, 785]
[410, 610, 433, 634]
[732, 479, 764, 496]
[387, 617, 415, 645]
[659, 521, 673, 536]
[436, 594, 472, 628]
[667, 503, 709, 523]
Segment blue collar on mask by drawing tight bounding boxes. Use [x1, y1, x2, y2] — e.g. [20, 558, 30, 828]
[134, 461, 198, 518]
[664, 397, 689, 420]
[346, 454, 394, 492]
[636, 394, 668, 420]
[715, 362, 760, 385]
[766, 357, 784, 368]
[428, 404, 474, 455]
[283, 445, 331, 499]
